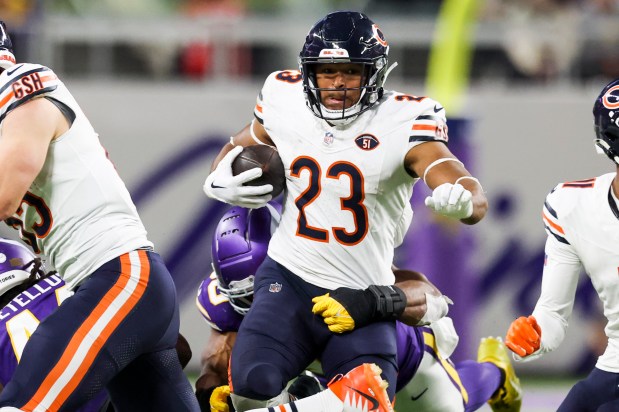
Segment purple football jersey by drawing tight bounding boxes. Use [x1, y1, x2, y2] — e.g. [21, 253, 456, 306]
[395, 321, 425, 392]
[0, 275, 108, 412]
[196, 273, 244, 332]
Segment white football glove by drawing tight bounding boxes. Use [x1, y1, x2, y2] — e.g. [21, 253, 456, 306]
[424, 182, 473, 219]
[203, 146, 273, 209]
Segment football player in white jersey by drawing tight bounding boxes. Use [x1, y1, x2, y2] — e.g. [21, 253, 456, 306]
[0, 22, 199, 411]
[505, 78, 619, 410]
[203, 11, 487, 412]
[198, 205, 522, 412]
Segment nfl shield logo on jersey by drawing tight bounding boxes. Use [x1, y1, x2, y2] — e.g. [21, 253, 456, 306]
[269, 282, 282, 293]
[323, 132, 334, 146]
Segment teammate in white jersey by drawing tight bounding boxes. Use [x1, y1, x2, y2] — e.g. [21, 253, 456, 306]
[505, 78, 619, 410]
[0, 22, 199, 411]
[203, 11, 487, 412]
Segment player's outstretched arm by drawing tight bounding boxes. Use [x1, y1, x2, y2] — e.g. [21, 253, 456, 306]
[312, 268, 451, 332]
[392, 268, 451, 326]
[405, 141, 488, 224]
[195, 329, 237, 411]
[506, 236, 582, 361]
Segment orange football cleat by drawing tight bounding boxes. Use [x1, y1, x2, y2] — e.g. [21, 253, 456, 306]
[327, 363, 393, 412]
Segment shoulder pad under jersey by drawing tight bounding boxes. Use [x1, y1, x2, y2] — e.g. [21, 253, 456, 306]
[254, 70, 303, 126]
[542, 176, 600, 245]
[195, 273, 243, 332]
[0, 63, 60, 123]
[381, 91, 449, 145]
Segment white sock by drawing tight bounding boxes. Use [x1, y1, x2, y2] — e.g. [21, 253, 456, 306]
[245, 389, 344, 412]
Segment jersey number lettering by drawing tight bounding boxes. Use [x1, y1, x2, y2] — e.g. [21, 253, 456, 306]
[208, 276, 229, 306]
[395, 94, 426, 102]
[6, 310, 40, 363]
[276, 70, 302, 84]
[4, 192, 53, 254]
[291, 157, 368, 245]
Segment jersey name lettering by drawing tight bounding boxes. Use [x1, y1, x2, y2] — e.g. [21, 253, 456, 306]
[12, 73, 44, 99]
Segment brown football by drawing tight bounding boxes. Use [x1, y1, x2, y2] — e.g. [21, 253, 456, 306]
[231, 145, 285, 197]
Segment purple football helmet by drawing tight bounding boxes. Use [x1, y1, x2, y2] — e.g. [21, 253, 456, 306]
[0, 238, 44, 297]
[594, 78, 619, 164]
[299, 11, 390, 125]
[0, 21, 15, 71]
[212, 203, 281, 315]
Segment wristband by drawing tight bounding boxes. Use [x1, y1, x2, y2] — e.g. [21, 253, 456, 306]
[422, 158, 463, 183]
[455, 176, 484, 192]
[368, 285, 407, 321]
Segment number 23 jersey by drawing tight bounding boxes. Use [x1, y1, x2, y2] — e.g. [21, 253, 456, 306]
[256, 70, 449, 290]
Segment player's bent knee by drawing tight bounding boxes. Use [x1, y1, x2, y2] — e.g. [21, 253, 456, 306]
[233, 363, 287, 400]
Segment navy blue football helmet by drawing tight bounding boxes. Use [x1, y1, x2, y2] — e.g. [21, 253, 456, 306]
[594, 78, 619, 164]
[0, 21, 15, 71]
[299, 11, 389, 125]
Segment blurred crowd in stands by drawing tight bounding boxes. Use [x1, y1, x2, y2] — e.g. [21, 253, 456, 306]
[2, 0, 619, 84]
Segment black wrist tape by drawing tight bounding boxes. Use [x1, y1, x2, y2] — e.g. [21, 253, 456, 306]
[367, 285, 407, 320]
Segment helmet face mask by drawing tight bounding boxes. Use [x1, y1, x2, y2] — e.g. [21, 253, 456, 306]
[211, 205, 280, 315]
[299, 11, 389, 126]
[593, 80, 619, 165]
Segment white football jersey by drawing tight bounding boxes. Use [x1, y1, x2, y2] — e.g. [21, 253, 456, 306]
[0, 63, 152, 289]
[255, 70, 449, 289]
[530, 172, 619, 372]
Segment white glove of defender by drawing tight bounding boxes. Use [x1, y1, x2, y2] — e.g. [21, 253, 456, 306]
[203, 146, 273, 209]
[424, 182, 473, 219]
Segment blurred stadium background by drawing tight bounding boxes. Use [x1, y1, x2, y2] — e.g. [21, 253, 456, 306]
[3, 0, 619, 410]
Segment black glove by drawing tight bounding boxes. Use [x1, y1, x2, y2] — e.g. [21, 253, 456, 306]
[312, 285, 407, 333]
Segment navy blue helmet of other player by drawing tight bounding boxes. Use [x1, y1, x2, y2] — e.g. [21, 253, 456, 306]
[594, 78, 619, 164]
[211, 203, 280, 315]
[0, 21, 15, 70]
[298, 11, 390, 125]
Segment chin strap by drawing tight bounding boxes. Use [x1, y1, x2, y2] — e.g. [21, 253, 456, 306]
[382, 61, 399, 85]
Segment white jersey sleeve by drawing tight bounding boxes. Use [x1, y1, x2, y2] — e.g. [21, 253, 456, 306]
[520, 183, 583, 361]
[0, 63, 61, 122]
[525, 235, 582, 361]
[522, 174, 619, 372]
[403, 95, 449, 150]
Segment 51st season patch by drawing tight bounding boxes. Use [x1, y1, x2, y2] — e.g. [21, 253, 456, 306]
[355, 134, 380, 151]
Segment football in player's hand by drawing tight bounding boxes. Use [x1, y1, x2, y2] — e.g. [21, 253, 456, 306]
[232, 145, 285, 197]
